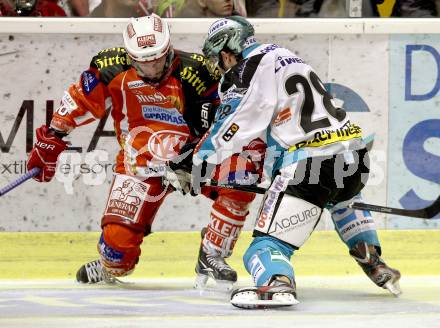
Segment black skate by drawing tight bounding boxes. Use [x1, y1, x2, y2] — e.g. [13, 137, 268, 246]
[230, 275, 299, 309]
[350, 242, 402, 296]
[194, 229, 237, 291]
[76, 259, 119, 284]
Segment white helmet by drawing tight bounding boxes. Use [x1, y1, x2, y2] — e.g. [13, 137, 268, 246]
[123, 14, 171, 62]
[123, 14, 174, 80]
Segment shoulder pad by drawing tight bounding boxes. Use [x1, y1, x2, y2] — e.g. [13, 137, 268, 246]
[90, 47, 131, 85]
[175, 50, 221, 97]
[221, 53, 266, 92]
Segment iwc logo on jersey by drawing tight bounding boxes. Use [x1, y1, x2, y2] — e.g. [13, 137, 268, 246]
[148, 130, 189, 162]
[137, 34, 156, 47]
[106, 177, 149, 223]
[222, 123, 239, 141]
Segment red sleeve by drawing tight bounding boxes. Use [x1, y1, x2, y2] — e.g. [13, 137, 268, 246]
[50, 67, 109, 134]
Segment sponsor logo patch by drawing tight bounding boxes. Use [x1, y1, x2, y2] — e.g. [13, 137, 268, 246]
[128, 80, 147, 89]
[269, 206, 320, 234]
[275, 55, 304, 73]
[81, 71, 99, 95]
[222, 123, 239, 141]
[273, 107, 292, 126]
[56, 91, 78, 116]
[153, 17, 162, 32]
[137, 34, 156, 48]
[208, 19, 229, 36]
[142, 106, 186, 126]
[136, 93, 168, 103]
[106, 178, 148, 223]
[260, 44, 280, 54]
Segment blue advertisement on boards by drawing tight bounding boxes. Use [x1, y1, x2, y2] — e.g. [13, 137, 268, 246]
[389, 35, 440, 227]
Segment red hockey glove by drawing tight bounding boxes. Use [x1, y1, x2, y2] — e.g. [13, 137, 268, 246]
[27, 125, 68, 182]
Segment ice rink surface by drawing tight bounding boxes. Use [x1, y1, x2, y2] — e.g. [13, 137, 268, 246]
[0, 276, 439, 328]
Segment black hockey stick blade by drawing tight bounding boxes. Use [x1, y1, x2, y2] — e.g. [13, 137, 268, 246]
[204, 180, 440, 219]
[350, 195, 440, 219]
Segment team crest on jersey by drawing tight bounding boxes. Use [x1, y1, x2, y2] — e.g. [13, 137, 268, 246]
[81, 71, 99, 95]
[273, 108, 292, 126]
[137, 34, 156, 47]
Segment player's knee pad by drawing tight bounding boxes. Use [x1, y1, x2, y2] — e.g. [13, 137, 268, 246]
[330, 195, 380, 249]
[204, 192, 254, 257]
[98, 223, 144, 276]
[254, 177, 323, 249]
[243, 236, 295, 286]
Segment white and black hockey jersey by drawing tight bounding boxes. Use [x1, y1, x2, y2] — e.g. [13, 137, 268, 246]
[193, 43, 365, 177]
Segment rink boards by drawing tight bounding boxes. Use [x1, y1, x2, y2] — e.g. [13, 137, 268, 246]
[0, 18, 439, 233]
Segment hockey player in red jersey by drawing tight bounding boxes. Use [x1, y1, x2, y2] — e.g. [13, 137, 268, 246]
[26, 14, 256, 288]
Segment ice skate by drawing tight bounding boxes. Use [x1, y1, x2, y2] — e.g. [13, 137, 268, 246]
[350, 242, 402, 296]
[230, 275, 299, 309]
[76, 259, 120, 284]
[194, 229, 237, 292]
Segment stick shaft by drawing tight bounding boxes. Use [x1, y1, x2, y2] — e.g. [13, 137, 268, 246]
[0, 167, 40, 197]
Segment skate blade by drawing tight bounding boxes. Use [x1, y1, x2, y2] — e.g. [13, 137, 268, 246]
[384, 280, 402, 297]
[231, 290, 299, 309]
[194, 274, 234, 292]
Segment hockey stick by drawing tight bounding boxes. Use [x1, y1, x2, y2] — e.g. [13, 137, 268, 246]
[203, 180, 440, 219]
[349, 196, 440, 219]
[0, 167, 40, 197]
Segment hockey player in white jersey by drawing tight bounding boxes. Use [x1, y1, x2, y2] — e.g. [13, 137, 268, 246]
[191, 16, 401, 308]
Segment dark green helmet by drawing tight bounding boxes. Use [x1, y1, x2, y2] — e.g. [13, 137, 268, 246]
[202, 16, 256, 73]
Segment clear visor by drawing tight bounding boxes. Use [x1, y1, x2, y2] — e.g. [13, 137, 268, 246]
[131, 54, 168, 80]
